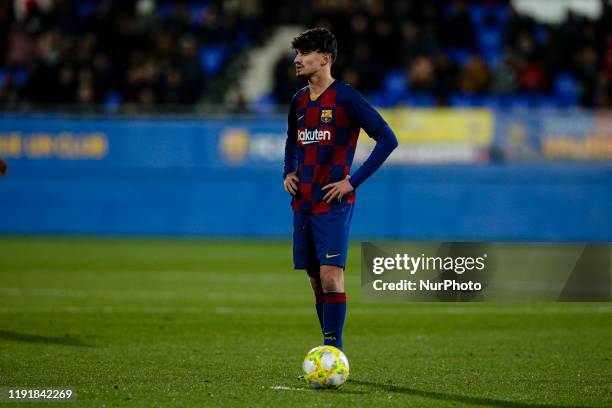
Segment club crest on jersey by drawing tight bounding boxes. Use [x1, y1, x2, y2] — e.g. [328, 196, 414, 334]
[320, 109, 333, 123]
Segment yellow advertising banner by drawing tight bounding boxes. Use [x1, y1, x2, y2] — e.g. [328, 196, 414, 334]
[379, 108, 494, 146]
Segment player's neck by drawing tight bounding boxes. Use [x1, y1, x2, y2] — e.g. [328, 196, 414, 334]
[308, 71, 334, 97]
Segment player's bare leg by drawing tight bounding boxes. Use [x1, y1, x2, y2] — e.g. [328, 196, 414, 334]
[308, 275, 324, 300]
[319, 265, 346, 350]
[320, 265, 344, 292]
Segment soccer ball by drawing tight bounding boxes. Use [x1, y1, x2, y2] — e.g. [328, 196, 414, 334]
[302, 345, 349, 389]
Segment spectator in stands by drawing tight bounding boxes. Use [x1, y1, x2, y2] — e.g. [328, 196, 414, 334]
[459, 56, 492, 94]
[408, 55, 435, 92]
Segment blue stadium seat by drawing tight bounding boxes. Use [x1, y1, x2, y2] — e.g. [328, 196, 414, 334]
[469, 4, 486, 26]
[445, 47, 472, 67]
[158, 3, 175, 18]
[382, 70, 408, 105]
[104, 92, 122, 112]
[507, 93, 535, 109]
[251, 93, 277, 115]
[188, 2, 210, 24]
[383, 70, 407, 94]
[451, 94, 500, 108]
[0, 68, 28, 88]
[402, 93, 435, 107]
[368, 91, 396, 108]
[469, 4, 510, 27]
[483, 50, 503, 68]
[511, 93, 557, 109]
[199, 45, 227, 76]
[448, 93, 476, 107]
[554, 73, 580, 107]
[535, 95, 559, 109]
[504, 93, 562, 109]
[533, 26, 548, 46]
[478, 28, 503, 54]
[12, 69, 28, 88]
[480, 95, 502, 108]
[494, 6, 510, 25]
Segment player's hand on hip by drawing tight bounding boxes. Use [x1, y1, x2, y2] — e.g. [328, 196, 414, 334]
[322, 175, 354, 203]
[284, 172, 299, 196]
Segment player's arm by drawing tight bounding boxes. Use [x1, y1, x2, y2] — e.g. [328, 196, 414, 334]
[322, 90, 398, 202]
[347, 90, 398, 188]
[283, 101, 298, 196]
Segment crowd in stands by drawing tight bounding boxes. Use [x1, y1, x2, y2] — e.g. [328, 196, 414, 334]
[0, 0, 257, 111]
[1, 0, 612, 111]
[273, 0, 612, 109]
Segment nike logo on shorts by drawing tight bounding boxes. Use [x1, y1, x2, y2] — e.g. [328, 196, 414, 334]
[325, 253, 341, 259]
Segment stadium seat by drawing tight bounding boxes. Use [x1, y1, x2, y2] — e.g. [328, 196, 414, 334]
[104, 92, 122, 112]
[480, 95, 502, 108]
[477, 28, 503, 54]
[493, 5, 510, 25]
[554, 73, 580, 107]
[158, 3, 175, 18]
[0, 68, 28, 89]
[468, 4, 486, 26]
[367, 92, 392, 108]
[188, 2, 210, 24]
[445, 47, 472, 67]
[536, 95, 559, 109]
[483, 50, 503, 68]
[381, 70, 408, 105]
[12, 69, 28, 88]
[404, 93, 436, 108]
[199, 45, 227, 76]
[533, 26, 549, 46]
[251, 93, 277, 115]
[448, 93, 476, 107]
[469, 4, 510, 27]
[402, 93, 435, 107]
[507, 93, 535, 109]
[383, 70, 407, 94]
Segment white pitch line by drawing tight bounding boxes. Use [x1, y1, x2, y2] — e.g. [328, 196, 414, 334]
[270, 386, 308, 392]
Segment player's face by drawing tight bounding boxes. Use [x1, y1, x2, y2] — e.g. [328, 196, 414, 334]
[294, 50, 330, 78]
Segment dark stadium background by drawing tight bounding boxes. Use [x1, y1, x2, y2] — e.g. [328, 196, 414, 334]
[0, 0, 611, 239]
[0, 1, 611, 407]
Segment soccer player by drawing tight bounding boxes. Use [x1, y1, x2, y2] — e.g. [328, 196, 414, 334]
[283, 28, 398, 352]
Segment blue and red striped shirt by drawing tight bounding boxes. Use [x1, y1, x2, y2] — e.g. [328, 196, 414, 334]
[284, 80, 398, 214]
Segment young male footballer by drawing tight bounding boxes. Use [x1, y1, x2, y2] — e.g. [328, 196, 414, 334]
[283, 28, 398, 353]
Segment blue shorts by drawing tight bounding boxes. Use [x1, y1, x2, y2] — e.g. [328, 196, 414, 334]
[293, 203, 354, 271]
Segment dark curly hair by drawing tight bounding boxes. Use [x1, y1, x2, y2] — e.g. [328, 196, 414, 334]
[291, 28, 338, 63]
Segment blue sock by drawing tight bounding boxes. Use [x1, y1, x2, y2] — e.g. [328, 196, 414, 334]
[315, 302, 324, 333]
[322, 292, 347, 351]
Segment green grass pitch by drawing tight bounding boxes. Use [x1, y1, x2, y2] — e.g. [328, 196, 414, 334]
[1, 237, 611, 407]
